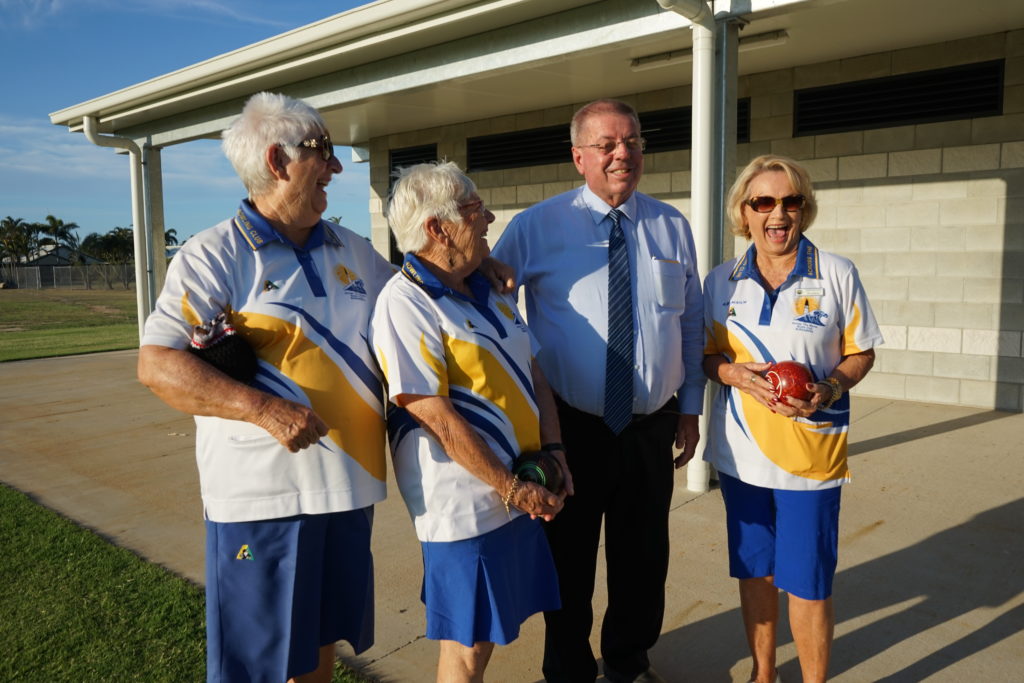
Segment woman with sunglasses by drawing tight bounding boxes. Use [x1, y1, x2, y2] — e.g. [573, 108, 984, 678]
[701, 155, 883, 683]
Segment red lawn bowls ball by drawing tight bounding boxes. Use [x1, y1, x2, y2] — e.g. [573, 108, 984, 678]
[764, 361, 814, 401]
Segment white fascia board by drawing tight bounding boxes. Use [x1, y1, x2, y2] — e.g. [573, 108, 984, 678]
[49, 0, 585, 130]
[134, 7, 695, 147]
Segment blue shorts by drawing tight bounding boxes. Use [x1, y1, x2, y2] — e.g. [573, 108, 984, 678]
[421, 515, 560, 647]
[205, 508, 374, 683]
[718, 473, 841, 600]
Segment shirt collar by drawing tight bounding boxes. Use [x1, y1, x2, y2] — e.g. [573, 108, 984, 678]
[730, 236, 822, 282]
[400, 252, 490, 304]
[232, 199, 329, 251]
[579, 185, 637, 226]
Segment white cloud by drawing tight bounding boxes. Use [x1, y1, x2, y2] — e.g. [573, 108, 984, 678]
[0, 0, 294, 30]
[0, 0, 61, 28]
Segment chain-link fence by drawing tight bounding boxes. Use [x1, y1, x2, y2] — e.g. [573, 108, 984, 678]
[1, 264, 136, 290]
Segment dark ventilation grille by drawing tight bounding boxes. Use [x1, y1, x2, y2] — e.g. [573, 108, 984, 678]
[467, 125, 568, 171]
[386, 144, 438, 264]
[389, 144, 439, 173]
[466, 101, 751, 171]
[640, 108, 689, 152]
[794, 60, 1004, 137]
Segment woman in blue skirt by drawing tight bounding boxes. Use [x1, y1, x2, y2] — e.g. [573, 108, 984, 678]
[370, 161, 572, 681]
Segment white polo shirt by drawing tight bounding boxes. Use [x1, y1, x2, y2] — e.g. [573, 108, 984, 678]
[370, 254, 541, 542]
[142, 200, 395, 522]
[702, 238, 884, 490]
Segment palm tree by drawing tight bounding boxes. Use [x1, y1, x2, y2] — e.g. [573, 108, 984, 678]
[40, 215, 82, 264]
[0, 217, 34, 283]
[164, 228, 179, 246]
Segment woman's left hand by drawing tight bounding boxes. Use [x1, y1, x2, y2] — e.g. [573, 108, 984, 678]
[513, 480, 565, 522]
[772, 382, 829, 419]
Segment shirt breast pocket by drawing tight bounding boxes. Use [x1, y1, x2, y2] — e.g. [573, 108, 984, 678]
[651, 257, 687, 310]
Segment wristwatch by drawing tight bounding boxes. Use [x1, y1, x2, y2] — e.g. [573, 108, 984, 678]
[817, 377, 843, 409]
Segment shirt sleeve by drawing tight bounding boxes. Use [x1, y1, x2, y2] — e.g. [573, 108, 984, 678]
[702, 270, 721, 356]
[491, 213, 529, 299]
[141, 245, 233, 349]
[839, 262, 885, 355]
[677, 216, 707, 415]
[370, 283, 449, 401]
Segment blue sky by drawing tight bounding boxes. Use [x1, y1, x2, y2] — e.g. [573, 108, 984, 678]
[0, 0, 371, 242]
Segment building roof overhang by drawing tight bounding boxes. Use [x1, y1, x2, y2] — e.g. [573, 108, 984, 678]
[49, 0, 1024, 148]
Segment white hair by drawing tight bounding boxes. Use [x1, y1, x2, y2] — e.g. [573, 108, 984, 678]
[387, 161, 477, 254]
[221, 92, 326, 198]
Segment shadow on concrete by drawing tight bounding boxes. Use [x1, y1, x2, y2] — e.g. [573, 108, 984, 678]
[653, 498, 1023, 681]
[849, 410, 1015, 457]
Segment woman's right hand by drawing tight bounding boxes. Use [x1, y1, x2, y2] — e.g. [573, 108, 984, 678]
[512, 479, 564, 522]
[720, 361, 778, 411]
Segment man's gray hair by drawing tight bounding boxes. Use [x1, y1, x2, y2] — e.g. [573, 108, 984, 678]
[569, 99, 641, 146]
[387, 161, 477, 255]
[222, 92, 327, 198]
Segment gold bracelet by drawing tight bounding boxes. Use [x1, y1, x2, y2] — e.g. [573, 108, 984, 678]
[503, 477, 521, 519]
[818, 377, 842, 409]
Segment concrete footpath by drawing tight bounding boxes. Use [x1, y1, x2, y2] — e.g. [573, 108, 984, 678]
[1, 349, 1022, 682]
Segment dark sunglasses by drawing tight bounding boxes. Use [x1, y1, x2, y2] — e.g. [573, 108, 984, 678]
[746, 195, 805, 213]
[295, 134, 334, 161]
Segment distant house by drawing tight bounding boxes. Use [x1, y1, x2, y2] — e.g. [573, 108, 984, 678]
[17, 245, 106, 288]
[23, 244, 104, 267]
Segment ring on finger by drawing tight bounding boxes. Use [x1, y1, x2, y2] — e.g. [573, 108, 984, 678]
[748, 375, 757, 384]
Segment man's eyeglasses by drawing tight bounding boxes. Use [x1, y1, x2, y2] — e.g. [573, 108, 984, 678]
[746, 195, 805, 213]
[576, 137, 646, 154]
[293, 134, 335, 161]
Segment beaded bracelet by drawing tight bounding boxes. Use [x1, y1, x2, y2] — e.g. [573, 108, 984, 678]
[503, 477, 521, 519]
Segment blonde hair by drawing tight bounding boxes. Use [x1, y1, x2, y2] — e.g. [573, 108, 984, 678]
[726, 155, 818, 239]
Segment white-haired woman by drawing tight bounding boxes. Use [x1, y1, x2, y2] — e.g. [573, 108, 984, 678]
[702, 155, 883, 683]
[370, 161, 572, 682]
[139, 92, 397, 683]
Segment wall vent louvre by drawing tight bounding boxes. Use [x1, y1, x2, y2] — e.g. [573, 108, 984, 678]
[389, 144, 439, 173]
[466, 101, 751, 172]
[794, 60, 1004, 137]
[467, 125, 568, 171]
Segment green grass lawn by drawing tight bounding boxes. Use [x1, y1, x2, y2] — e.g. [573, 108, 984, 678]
[0, 484, 373, 682]
[0, 289, 139, 361]
[0, 290, 375, 681]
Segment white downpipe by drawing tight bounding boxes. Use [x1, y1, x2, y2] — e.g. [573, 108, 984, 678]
[658, 0, 715, 492]
[83, 116, 150, 342]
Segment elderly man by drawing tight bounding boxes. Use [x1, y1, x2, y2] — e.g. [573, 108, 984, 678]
[492, 99, 706, 683]
[138, 92, 395, 683]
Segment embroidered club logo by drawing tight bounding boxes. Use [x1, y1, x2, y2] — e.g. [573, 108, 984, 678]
[728, 306, 737, 318]
[236, 545, 255, 561]
[465, 319, 477, 330]
[795, 309, 829, 326]
[335, 264, 367, 300]
[496, 301, 515, 321]
[263, 280, 279, 292]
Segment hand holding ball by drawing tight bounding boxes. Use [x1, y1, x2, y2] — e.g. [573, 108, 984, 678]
[511, 450, 565, 493]
[763, 361, 814, 402]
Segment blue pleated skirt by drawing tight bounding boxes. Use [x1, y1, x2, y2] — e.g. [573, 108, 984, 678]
[420, 515, 561, 647]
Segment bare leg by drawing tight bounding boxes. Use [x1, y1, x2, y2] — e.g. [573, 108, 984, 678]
[290, 643, 335, 683]
[789, 594, 834, 683]
[437, 640, 496, 683]
[739, 577, 779, 683]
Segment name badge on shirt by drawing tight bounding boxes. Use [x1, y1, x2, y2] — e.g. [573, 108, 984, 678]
[795, 287, 824, 297]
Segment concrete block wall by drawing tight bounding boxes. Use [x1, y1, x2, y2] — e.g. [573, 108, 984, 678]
[368, 30, 1024, 411]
